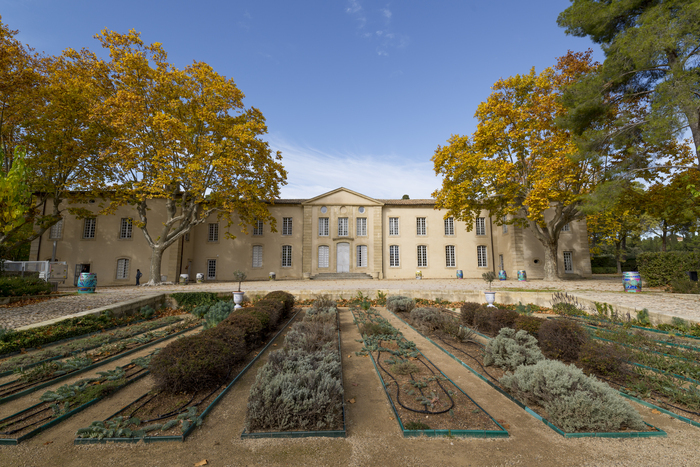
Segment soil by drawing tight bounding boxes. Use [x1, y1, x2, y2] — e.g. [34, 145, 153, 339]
[0, 307, 698, 466]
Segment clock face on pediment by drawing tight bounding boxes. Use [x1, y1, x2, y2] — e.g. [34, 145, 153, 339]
[302, 187, 383, 208]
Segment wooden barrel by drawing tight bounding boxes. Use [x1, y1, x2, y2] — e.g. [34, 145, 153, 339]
[623, 272, 642, 293]
[77, 272, 97, 293]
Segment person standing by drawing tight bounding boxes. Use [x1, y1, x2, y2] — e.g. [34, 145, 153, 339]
[136, 269, 143, 286]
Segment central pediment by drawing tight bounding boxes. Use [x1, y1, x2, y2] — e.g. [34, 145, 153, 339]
[302, 187, 384, 206]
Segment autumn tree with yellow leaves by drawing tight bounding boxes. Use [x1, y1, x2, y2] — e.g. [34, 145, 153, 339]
[93, 30, 286, 284]
[433, 52, 601, 281]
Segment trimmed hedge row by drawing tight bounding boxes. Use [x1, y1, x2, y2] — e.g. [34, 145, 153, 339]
[637, 251, 700, 287]
[0, 276, 53, 297]
[149, 291, 295, 394]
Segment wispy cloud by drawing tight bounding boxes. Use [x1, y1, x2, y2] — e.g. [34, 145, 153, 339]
[345, 1, 408, 57]
[269, 136, 441, 200]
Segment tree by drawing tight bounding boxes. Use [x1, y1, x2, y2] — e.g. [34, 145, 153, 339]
[0, 147, 32, 256]
[558, 0, 700, 173]
[432, 52, 601, 281]
[586, 183, 646, 273]
[95, 30, 287, 284]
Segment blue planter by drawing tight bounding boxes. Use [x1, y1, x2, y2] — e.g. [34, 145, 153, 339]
[77, 273, 97, 293]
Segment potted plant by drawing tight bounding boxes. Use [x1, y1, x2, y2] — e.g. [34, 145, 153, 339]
[232, 270, 247, 309]
[482, 271, 497, 308]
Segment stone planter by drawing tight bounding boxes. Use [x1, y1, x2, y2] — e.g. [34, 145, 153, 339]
[232, 291, 244, 310]
[484, 291, 496, 308]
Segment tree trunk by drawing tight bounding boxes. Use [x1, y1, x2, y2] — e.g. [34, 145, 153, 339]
[661, 221, 668, 252]
[146, 247, 164, 285]
[615, 235, 627, 274]
[542, 241, 559, 282]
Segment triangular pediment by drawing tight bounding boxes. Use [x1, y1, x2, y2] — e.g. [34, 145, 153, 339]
[302, 187, 383, 206]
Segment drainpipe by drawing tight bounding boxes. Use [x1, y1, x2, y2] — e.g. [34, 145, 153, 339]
[489, 215, 496, 273]
[36, 199, 47, 261]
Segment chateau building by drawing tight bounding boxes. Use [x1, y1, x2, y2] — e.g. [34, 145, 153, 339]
[30, 187, 592, 286]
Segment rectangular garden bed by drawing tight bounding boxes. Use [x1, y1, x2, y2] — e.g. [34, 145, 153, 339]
[351, 306, 508, 438]
[387, 305, 666, 438]
[73, 308, 301, 444]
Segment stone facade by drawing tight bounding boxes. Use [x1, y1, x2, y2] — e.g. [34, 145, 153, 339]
[30, 187, 592, 286]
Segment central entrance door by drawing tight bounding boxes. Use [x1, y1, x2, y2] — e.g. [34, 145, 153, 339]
[336, 243, 350, 273]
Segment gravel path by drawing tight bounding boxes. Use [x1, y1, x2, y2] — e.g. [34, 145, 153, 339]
[2, 277, 698, 329]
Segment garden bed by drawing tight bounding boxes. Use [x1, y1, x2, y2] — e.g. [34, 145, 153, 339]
[74, 291, 300, 443]
[351, 306, 507, 438]
[0, 356, 151, 444]
[0, 317, 199, 404]
[242, 297, 345, 439]
[386, 301, 665, 438]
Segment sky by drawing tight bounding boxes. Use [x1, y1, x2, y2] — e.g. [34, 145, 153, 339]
[2, 0, 603, 200]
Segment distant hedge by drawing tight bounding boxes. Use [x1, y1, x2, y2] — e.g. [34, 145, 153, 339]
[637, 251, 700, 287]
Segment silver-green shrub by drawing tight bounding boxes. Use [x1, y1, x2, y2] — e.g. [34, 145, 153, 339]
[284, 321, 337, 353]
[246, 348, 343, 432]
[386, 295, 415, 313]
[203, 301, 235, 329]
[500, 359, 645, 433]
[483, 328, 544, 371]
[409, 307, 452, 331]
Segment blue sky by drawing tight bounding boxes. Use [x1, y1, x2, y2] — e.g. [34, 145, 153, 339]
[3, 0, 602, 199]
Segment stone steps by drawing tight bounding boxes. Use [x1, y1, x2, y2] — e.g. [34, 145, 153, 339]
[310, 273, 374, 280]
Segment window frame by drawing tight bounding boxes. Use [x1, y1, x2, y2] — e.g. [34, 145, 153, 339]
[477, 245, 488, 268]
[338, 217, 349, 237]
[389, 245, 400, 267]
[253, 220, 264, 236]
[476, 217, 486, 236]
[208, 223, 219, 242]
[444, 217, 454, 236]
[562, 223, 571, 232]
[389, 217, 399, 236]
[416, 217, 427, 236]
[282, 217, 293, 236]
[49, 219, 63, 240]
[207, 259, 217, 280]
[318, 245, 330, 268]
[82, 218, 96, 239]
[445, 245, 456, 268]
[318, 217, 329, 237]
[356, 217, 367, 236]
[563, 251, 574, 273]
[119, 218, 133, 240]
[417, 245, 427, 268]
[357, 244, 368, 268]
[252, 245, 263, 268]
[281, 245, 292, 268]
[116, 258, 130, 280]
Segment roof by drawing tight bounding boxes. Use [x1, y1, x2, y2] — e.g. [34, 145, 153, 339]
[377, 199, 436, 205]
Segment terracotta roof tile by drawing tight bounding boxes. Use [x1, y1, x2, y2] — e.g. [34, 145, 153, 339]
[377, 199, 436, 205]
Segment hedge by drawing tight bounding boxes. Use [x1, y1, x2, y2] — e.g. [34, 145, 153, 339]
[637, 251, 700, 287]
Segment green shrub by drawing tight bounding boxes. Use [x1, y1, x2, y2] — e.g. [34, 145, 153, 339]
[669, 275, 700, 294]
[139, 305, 155, 319]
[473, 306, 493, 333]
[635, 308, 651, 326]
[514, 315, 545, 337]
[638, 251, 700, 287]
[203, 301, 235, 329]
[245, 347, 343, 432]
[149, 333, 239, 393]
[220, 312, 264, 346]
[483, 328, 544, 371]
[390, 360, 420, 375]
[409, 307, 452, 331]
[0, 276, 52, 297]
[191, 304, 211, 318]
[386, 295, 416, 313]
[552, 302, 588, 317]
[254, 299, 285, 328]
[592, 267, 618, 274]
[311, 295, 336, 313]
[538, 319, 589, 362]
[284, 321, 337, 353]
[201, 326, 247, 357]
[169, 292, 220, 311]
[490, 309, 520, 334]
[500, 359, 645, 433]
[264, 291, 295, 316]
[239, 307, 272, 333]
[577, 341, 628, 377]
[514, 301, 534, 315]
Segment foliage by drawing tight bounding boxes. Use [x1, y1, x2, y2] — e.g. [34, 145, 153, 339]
[489, 309, 520, 335]
[432, 51, 600, 281]
[538, 319, 589, 362]
[635, 309, 651, 327]
[264, 291, 295, 316]
[139, 305, 155, 319]
[284, 321, 337, 354]
[637, 251, 700, 287]
[390, 360, 420, 376]
[481, 271, 496, 290]
[409, 307, 452, 332]
[202, 301, 235, 330]
[500, 359, 645, 433]
[0, 148, 32, 251]
[514, 315, 545, 337]
[149, 332, 241, 394]
[557, 0, 700, 173]
[0, 275, 52, 297]
[514, 301, 534, 316]
[483, 328, 544, 372]
[404, 421, 430, 430]
[220, 312, 264, 347]
[91, 29, 287, 284]
[386, 295, 416, 313]
[169, 292, 220, 311]
[669, 275, 700, 294]
[232, 270, 247, 292]
[577, 341, 628, 377]
[551, 292, 589, 317]
[254, 299, 285, 328]
[460, 302, 485, 327]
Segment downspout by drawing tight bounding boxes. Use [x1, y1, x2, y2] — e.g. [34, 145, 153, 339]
[489, 215, 496, 273]
[36, 199, 47, 261]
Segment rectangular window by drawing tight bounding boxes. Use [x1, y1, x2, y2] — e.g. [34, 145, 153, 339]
[357, 245, 367, 267]
[319, 217, 329, 236]
[444, 217, 454, 236]
[356, 218, 367, 236]
[116, 258, 129, 279]
[338, 217, 348, 236]
[253, 220, 263, 236]
[389, 217, 399, 236]
[389, 245, 400, 267]
[207, 259, 217, 279]
[49, 219, 63, 239]
[476, 217, 486, 236]
[417, 245, 427, 268]
[564, 251, 573, 272]
[502, 216, 508, 234]
[562, 223, 571, 232]
[416, 217, 426, 236]
[252, 245, 263, 268]
[119, 218, 133, 239]
[208, 223, 219, 242]
[83, 218, 96, 239]
[477, 245, 488, 268]
[318, 245, 329, 268]
[446, 245, 456, 268]
[499, 254, 504, 270]
[282, 217, 292, 235]
[185, 232, 190, 242]
[282, 245, 292, 267]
